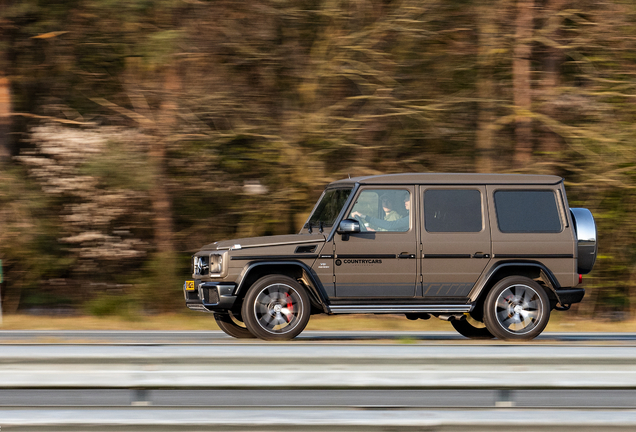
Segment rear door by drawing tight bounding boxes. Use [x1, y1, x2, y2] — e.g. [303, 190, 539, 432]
[419, 186, 491, 298]
[488, 185, 576, 287]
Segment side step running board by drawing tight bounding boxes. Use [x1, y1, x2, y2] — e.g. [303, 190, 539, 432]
[328, 304, 472, 314]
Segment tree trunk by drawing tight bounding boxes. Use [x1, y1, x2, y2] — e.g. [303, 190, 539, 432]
[150, 67, 179, 257]
[0, 76, 11, 162]
[512, 0, 535, 168]
[0, 0, 10, 163]
[539, 0, 567, 157]
[475, 4, 497, 174]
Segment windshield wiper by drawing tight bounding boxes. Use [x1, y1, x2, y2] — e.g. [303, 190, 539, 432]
[307, 221, 313, 234]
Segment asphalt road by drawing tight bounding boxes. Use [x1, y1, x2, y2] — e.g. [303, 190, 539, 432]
[1, 330, 635, 344]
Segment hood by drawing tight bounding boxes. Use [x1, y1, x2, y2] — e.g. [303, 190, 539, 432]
[201, 233, 326, 251]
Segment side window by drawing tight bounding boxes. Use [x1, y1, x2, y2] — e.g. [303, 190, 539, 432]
[348, 189, 410, 232]
[424, 189, 482, 233]
[494, 190, 562, 233]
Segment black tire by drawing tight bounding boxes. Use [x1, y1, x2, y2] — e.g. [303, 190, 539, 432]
[451, 315, 494, 339]
[483, 276, 550, 341]
[214, 312, 256, 339]
[242, 275, 311, 341]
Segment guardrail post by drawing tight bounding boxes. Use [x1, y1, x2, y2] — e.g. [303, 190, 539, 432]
[131, 388, 150, 406]
[495, 389, 515, 407]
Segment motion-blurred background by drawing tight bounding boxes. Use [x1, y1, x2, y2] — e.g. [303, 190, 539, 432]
[0, 0, 633, 323]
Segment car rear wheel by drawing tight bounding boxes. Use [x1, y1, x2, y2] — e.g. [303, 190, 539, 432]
[242, 275, 311, 341]
[214, 311, 255, 339]
[483, 276, 550, 341]
[451, 315, 494, 339]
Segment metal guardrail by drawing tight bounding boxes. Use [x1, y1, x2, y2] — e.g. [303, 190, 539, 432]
[1, 343, 636, 430]
[2, 408, 636, 432]
[1, 344, 636, 389]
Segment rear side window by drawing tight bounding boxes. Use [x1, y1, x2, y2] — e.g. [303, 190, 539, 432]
[494, 190, 562, 233]
[424, 189, 482, 232]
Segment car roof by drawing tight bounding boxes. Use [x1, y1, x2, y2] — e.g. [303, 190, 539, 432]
[328, 173, 563, 186]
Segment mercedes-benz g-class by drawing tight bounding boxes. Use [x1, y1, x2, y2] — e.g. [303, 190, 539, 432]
[184, 173, 597, 340]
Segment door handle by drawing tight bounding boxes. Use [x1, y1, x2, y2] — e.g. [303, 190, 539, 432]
[473, 252, 491, 259]
[398, 253, 416, 259]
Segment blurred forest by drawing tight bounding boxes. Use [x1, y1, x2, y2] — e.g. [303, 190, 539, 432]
[0, 0, 635, 319]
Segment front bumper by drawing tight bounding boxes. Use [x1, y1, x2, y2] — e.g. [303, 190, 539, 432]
[184, 280, 237, 312]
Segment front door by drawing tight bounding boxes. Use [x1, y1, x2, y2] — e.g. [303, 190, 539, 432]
[334, 186, 417, 297]
[419, 186, 491, 299]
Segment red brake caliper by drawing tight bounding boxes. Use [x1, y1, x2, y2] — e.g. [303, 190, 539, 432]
[285, 292, 293, 322]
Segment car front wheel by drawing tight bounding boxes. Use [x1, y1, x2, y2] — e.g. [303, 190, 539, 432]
[483, 276, 550, 341]
[242, 275, 311, 341]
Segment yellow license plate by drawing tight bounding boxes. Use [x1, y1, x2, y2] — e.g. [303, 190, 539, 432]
[185, 281, 195, 291]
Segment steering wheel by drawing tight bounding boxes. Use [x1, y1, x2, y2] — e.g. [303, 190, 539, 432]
[352, 214, 368, 232]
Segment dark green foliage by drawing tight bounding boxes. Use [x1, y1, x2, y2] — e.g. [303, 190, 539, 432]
[2, 0, 636, 318]
[84, 294, 139, 320]
[81, 140, 154, 191]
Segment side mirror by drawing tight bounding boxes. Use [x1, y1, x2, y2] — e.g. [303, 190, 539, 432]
[337, 219, 360, 234]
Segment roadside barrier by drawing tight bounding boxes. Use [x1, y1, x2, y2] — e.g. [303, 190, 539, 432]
[1, 344, 636, 389]
[1, 342, 636, 430]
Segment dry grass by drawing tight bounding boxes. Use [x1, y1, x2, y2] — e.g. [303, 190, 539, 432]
[0, 312, 635, 332]
[0, 313, 217, 331]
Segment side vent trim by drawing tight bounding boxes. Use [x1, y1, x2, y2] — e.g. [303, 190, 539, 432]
[295, 245, 318, 254]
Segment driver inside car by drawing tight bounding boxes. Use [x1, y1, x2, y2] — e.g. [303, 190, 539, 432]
[350, 193, 410, 232]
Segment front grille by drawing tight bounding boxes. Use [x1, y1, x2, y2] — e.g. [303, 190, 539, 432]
[193, 255, 209, 276]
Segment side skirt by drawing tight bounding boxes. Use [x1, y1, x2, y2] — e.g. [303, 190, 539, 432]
[328, 304, 472, 314]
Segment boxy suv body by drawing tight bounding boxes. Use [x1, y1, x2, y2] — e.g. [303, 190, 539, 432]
[184, 173, 597, 340]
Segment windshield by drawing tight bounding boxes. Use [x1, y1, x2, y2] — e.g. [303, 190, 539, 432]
[305, 188, 353, 229]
